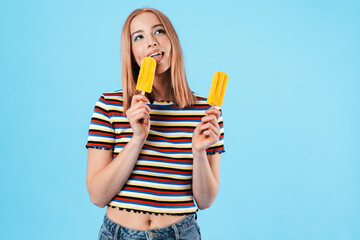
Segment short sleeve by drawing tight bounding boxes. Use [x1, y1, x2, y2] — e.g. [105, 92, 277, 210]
[206, 108, 225, 155]
[85, 95, 116, 150]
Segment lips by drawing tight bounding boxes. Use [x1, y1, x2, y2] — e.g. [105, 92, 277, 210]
[152, 53, 163, 63]
[147, 50, 164, 63]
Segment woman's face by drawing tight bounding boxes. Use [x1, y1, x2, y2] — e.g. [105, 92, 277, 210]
[130, 12, 171, 74]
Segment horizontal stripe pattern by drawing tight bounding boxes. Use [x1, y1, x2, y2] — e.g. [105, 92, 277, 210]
[86, 90, 225, 214]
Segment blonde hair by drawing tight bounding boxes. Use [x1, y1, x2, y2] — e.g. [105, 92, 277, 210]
[120, 8, 196, 113]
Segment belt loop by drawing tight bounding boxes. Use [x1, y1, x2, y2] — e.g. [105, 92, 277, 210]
[113, 224, 120, 240]
[195, 212, 197, 220]
[172, 224, 180, 240]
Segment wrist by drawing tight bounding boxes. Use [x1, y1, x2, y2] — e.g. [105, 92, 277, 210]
[131, 135, 147, 145]
[192, 147, 207, 158]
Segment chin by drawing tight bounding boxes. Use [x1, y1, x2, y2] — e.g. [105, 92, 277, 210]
[155, 65, 170, 75]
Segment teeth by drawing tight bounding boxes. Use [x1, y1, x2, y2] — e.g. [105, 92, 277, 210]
[150, 52, 162, 57]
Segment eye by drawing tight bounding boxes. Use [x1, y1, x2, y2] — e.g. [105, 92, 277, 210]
[133, 34, 143, 42]
[154, 29, 166, 35]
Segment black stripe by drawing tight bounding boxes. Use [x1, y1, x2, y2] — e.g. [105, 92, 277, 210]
[91, 117, 111, 124]
[143, 144, 192, 151]
[94, 105, 109, 113]
[147, 134, 191, 141]
[151, 126, 195, 131]
[105, 98, 123, 104]
[109, 110, 124, 114]
[88, 129, 115, 135]
[123, 185, 192, 193]
[134, 165, 192, 174]
[130, 173, 192, 183]
[150, 113, 204, 118]
[87, 141, 114, 145]
[139, 153, 193, 161]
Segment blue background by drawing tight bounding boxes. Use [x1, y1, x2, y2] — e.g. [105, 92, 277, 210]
[1, 0, 359, 239]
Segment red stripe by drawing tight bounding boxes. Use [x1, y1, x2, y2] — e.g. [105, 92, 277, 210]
[141, 156, 192, 163]
[152, 116, 202, 120]
[123, 186, 192, 195]
[88, 143, 113, 147]
[114, 123, 131, 127]
[89, 131, 114, 137]
[135, 167, 190, 174]
[104, 93, 123, 96]
[114, 197, 194, 206]
[91, 119, 112, 127]
[185, 105, 208, 109]
[132, 175, 191, 184]
[151, 127, 194, 131]
[206, 146, 224, 152]
[147, 136, 190, 142]
[107, 99, 123, 105]
[144, 145, 192, 153]
[95, 107, 108, 115]
[111, 113, 125, 116]
[118, 134, 133, 137]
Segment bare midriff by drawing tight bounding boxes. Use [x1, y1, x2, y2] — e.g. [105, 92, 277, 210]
[106, 206, 188, 231]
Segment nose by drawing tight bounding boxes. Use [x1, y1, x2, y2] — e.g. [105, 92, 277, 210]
[147, 35, 158, 48]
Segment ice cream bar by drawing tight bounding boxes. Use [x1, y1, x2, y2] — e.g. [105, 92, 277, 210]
[207, 71, 228, 107]
[136, 57, 157, 94]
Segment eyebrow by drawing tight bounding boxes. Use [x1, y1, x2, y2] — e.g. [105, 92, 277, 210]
[131, 24, 164, 37]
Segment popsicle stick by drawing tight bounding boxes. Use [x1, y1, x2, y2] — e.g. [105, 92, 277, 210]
[211, 105, 221, 110]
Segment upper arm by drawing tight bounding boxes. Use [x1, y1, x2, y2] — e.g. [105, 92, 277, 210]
[86, 148, 113, 189]
[207, 152, 221, 184]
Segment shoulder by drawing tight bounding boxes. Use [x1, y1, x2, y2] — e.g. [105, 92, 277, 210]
[99, 89, 124, 104]
[93, 90, 124, 110]
[192, 92, 210, 106]
[102, 89, 123, 100]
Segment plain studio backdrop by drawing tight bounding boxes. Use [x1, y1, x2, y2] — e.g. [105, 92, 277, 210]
[1, 0, 359, 239]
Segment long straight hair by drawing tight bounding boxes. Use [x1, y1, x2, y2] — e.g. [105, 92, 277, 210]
[121, 8, 196, 113]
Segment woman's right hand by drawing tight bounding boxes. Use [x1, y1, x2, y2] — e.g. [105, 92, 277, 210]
[125, 94, 151, 141]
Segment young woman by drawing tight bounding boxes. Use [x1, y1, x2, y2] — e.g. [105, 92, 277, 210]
[86, 7, 225, 240]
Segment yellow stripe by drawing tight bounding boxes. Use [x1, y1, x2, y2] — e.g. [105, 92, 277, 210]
[90, 125, 114, 131]
[136, 161, 192, 170]
[127, 181, 191, 190]
[143, 141, 190, 148]
[92, 113, 110, 121]
[88, 137, 115, 143]
[147, 131, 193, 138]
[132, 170, 192, 180]
[139, 150, 190, 158]
[150, 111, 205, 116]
[150, 122, 197, 127]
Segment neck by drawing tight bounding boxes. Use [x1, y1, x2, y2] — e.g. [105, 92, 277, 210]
[152, 69, 171, 101]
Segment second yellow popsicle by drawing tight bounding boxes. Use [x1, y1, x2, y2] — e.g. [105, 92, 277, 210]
[207, 71, 228, 107]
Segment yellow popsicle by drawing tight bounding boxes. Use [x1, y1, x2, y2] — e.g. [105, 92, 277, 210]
[207, 71, 228, 107]
[136, 57, 157, 94]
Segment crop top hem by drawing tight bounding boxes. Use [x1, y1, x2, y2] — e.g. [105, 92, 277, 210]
[86, 145, 225, 155]
[107, 204, 198, 216]
[86, 145, 114, 150]
[207, 149, 225, 155]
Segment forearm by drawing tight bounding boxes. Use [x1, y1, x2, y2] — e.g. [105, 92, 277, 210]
[192, 150, 219, 210]
[88, 137, 145, 207]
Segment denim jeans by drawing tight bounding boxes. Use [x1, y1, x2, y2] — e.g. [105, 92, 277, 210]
[98, 213, 201, 240]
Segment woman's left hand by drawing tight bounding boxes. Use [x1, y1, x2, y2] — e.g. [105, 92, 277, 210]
[192, 107, 221, 153]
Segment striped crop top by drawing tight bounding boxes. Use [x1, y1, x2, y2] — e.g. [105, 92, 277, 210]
[86, 90, 225, 215]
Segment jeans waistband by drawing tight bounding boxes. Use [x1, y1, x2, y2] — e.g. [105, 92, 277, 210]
[103, 212, 197, 239]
